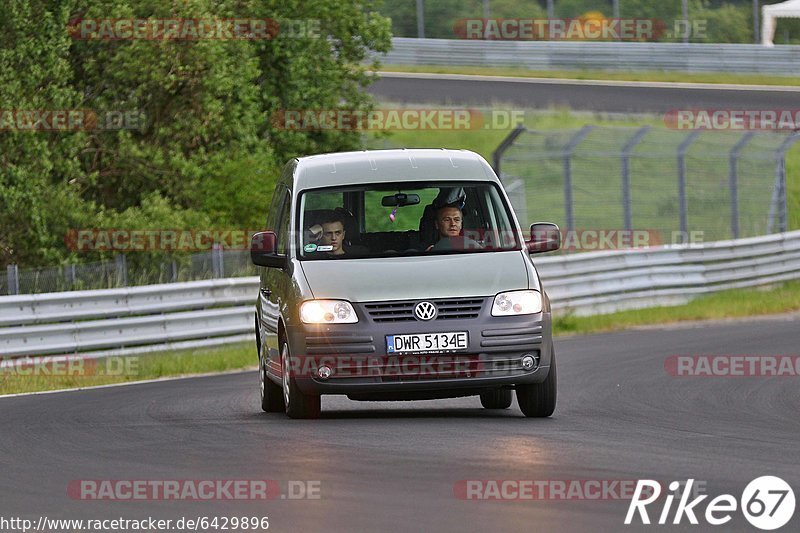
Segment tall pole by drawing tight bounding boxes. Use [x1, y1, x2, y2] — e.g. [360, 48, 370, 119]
[753, 0, 760, 44]
[547, 0, 555, 19]
[682, 0, 689, 43]
[613, 0, 620, 19]
[416, 0, 425, 38]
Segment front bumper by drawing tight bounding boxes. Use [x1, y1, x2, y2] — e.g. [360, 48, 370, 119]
[285, 299, 553, 395]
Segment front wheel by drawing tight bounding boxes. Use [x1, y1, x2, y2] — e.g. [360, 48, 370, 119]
[516, 346, 557, 418]
[281, 342, 321, 419]
[260, 345, 284, 413]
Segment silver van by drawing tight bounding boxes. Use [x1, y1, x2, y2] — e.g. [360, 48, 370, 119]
[251, 149, 560, 418]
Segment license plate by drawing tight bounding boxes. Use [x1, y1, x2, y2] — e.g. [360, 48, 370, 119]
[386, 332, 469, 354]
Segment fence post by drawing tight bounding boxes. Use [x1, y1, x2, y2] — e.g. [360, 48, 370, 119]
[6, 264, 19, 295]
[171, 259, 178, 282]
[212, 244, 225, 278]
[621, 126, 651, 232]
[729, 131, 755, 239]
[115, 254, 128, 287]
[67, 263, 77, 289]
[768, 132, 800, 233]
[492, 124, 526, 178]
[677, 131, 701, 236]
[563, 125, 594, 231]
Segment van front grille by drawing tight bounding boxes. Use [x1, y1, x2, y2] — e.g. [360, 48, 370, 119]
[364, 298, 485, 322]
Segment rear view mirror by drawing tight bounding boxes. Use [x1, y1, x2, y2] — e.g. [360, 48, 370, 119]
[381, 193, 420, 207]
[526, 223, 561, 254]
[251, 231, 286, 268]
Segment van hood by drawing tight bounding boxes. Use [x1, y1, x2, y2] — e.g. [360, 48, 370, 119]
[300, 251, 531, 302]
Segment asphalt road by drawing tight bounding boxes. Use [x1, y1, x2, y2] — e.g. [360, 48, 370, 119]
[369, 72, 800, 114]
[1, 317, 798, 532]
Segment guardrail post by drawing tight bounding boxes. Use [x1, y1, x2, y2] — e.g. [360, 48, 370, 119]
[563, 125, 594, 231]
[6, 264, 19, 295]
[171, 259, 178, 282]
[729, 131, 755, 239]
[115, 254, 128, 287]
[677, 131, 701, 236]
[768, 132, 800, 233]
[492, 124, 526, 178]
[621, 126, 651, 232]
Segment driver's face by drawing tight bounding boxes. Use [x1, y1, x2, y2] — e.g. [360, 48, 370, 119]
[321, 221, 345, 254]
[435, 207, 463, 238]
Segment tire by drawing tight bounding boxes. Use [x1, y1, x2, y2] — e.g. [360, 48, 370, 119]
[281, 342, 321, 419]
[480, 389, 513, 409]
[516, 346, 557, 418]
[259, 345, 284, 413]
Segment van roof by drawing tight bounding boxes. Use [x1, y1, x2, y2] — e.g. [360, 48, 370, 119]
[293, 149, 496, 190]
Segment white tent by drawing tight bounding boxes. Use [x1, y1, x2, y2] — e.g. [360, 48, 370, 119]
[762, 0, 800, 46]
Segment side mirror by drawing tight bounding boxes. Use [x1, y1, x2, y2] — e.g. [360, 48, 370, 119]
[251, 231, 286, 268]
[526, 223, 561, 254]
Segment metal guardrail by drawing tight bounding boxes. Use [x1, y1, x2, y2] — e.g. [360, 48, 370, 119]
[379, 38, 800, 74]
[535, 231, 800, 316]
[1, 230, 799, 358]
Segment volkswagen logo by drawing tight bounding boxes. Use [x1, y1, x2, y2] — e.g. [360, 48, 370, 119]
[414, 301, 437, 321]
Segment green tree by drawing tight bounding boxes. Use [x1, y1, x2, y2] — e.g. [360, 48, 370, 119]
[1, 0, 391, 269]
[0, 0, 89, 266]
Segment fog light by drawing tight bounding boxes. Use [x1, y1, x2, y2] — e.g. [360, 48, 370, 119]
[318, 366, 332, 380]
[521, 354, 539, 371]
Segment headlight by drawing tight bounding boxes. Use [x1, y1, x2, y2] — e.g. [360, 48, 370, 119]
[300, 300, 358, 324]
[491, 290, 542, 316]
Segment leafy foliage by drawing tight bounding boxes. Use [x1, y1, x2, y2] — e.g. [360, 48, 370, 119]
[0, 0, 391, 268]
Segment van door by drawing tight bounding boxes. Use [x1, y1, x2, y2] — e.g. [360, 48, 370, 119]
[259, 185, 290, 373]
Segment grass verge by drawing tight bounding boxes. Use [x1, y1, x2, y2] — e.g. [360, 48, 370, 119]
[555, 280, 800, 335]
[382, 65, 800, 87]
[0, 342, 255, 396]
[3, 281, 800, 396]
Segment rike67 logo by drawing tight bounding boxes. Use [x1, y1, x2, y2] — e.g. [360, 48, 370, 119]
[626, 477, 795, 530]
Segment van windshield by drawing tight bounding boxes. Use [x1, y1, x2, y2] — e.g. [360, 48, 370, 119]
[297, 182, 522, 260]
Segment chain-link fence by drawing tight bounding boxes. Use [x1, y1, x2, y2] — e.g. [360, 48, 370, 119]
[1, 248, 257, 296]
[4, 126, 798, 293]
[495, 125, 799, 248]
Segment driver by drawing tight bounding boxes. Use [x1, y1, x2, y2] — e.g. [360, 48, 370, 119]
[426, 188, 482, 252]
[309, 211, 347, 256]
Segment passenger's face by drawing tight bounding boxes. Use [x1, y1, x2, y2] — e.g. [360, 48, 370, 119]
[321, 221, 345, 254]
[435, 207, 462, 238]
